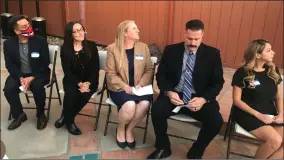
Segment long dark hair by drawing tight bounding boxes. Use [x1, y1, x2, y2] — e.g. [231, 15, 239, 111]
[61, 21, 91, 61]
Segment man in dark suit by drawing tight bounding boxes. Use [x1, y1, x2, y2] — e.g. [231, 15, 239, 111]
[147, 19, 224, 159]
[3, 15, 50, 130]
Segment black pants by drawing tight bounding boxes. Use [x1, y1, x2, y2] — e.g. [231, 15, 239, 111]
[3, 75, 49, 119]
[151, 94, 223, 156]
[62, 81, 95, 124]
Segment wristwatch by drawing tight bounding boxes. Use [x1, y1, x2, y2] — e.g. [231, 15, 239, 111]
[164, 91, 169, 96]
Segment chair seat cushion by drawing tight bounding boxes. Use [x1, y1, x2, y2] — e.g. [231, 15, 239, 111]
[170, 114, 198, 123]
[106, 98, 116, 106]
[235, 123, 256, 139]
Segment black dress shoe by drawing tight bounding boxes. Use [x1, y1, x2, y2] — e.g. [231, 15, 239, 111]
[54, 116, 64, 128]
[186, 145, 203, 159]
[147, 149, 172, 159]
[37, 114, 48, 130]
[116, 128, 126, 149]
[66, 123, 81, 135]
[186, 154, 202, 159]
[8, 112, 27, 130]
[126, 139, 136, 149]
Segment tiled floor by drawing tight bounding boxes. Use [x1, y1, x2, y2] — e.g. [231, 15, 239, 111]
[1, 38, 282, 159]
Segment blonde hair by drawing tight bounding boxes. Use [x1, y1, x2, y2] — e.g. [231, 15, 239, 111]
[115, 20, 135, 69]
[242, 39, 280, 88]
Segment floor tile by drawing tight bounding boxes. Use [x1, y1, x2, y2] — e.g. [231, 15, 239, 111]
[170, 144, 189, 159]
[131, 147, 155, 159]
[216, 138, 255, 158]
[85, 153, 99, 159]
[44, 155, 68, 159]
[101, 150, 132, 159]
[186, 141, 225, 159]
[69, 155, 83, 160]
[68, 131, 99, 155]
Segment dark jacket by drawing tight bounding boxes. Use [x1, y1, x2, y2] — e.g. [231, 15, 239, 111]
[3, 36, 50, 80]
[156, 42, 224, 104]
[61, 40, 100, 92]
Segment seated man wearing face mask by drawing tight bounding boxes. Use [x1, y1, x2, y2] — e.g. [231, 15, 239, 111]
[3, 15, 50, 130]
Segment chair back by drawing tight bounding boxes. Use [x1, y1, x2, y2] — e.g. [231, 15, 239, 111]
[151, 57, 158, 66]
[98, 50, 107, 70]
[48, 45, 60, 64]
[48, 45, 60, 82]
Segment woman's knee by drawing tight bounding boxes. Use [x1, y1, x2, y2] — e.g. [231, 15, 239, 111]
[267, 134, 283, 150]
[138, 100, 150, 107]
[138, 101, 150, 110]
[120, 101, 136, 116]
[64, 90, 77, 100]
[135, 101, 149, 115]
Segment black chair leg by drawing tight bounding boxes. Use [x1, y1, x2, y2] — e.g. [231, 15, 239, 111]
[143, 104, 151, 144]
[46, 83, 54, 121]
[226, 122, 232, 159]
[224, 114, 232, 141]
[54, 76, 62, 105]
[94, 90, 105, 131]
[25, 93, 30, 103]
[104, 105, 112, 136]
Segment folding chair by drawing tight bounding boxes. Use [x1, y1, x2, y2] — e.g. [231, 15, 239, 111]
[103, 57, 158, 144]
[225, 75, 283, 159]
[224, 106, 261, 159]
[8, 44, 62, 121]
[149, 63, 201, 142]
[59, 50, 109, 131]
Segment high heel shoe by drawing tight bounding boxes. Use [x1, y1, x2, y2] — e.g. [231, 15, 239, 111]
[126, 128, 136, 149]
[116, 127, 126, 149]
[126, 139, 136, 149]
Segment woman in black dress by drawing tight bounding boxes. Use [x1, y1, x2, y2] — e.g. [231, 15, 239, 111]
[105, 20, 153, 149]
[232, 39, 283, 159]
[54, 21, 100, 135]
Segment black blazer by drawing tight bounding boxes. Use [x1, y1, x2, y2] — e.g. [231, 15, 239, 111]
[61, 40, 100, 92]
[3, 36, 50, 80]
[156, 42, 224, 104]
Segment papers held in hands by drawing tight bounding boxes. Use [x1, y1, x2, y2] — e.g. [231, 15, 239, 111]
[19, 86, 24, 92]
[132, 85, 154, 96]
[172, 104, 190, 113]
[172, 105, 184, 113]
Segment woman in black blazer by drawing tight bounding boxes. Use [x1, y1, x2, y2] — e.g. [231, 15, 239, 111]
[54, 21, 100, 135]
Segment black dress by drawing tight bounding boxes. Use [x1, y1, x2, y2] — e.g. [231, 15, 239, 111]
[231, 67, 283, 131]
[109, 48, 152, 110]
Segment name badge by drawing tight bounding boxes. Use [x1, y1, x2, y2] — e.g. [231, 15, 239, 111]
[253, 80, 260, 86]
[31, 52, 40, 58]
[135, 55, 144, 60]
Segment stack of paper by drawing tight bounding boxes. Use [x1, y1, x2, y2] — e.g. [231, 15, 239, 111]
[132, 85, 153, 96]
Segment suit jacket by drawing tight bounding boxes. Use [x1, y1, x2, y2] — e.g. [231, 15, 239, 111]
[3, 36, 50, 80]
[105, 42, 153, 92]
[156, 42, 224, 104]
[61, 40, 100, 91]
